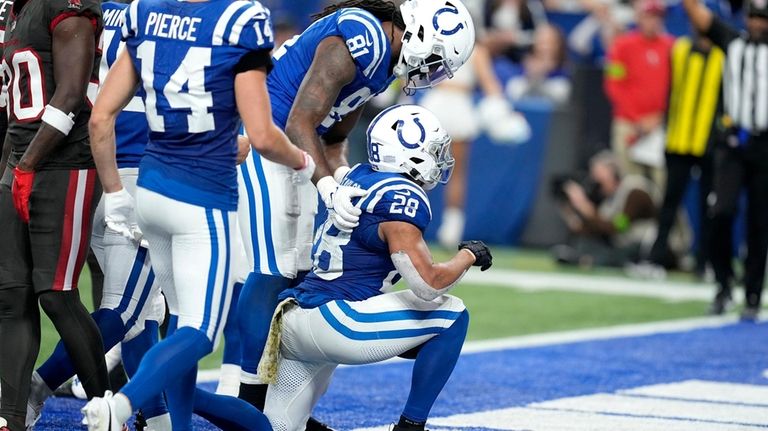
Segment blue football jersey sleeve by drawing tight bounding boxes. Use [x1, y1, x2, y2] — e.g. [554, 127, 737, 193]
[336, 8, 389, 80]
[210, 0, 274, 51]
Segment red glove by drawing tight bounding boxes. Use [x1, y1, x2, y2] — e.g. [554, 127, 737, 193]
[11, 166, 34, 223]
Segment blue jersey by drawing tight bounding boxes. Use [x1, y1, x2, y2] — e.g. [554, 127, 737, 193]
[122, 0, 274, 210]
[284, 164, 432, 308]
[268, 8, 395, 134]
[101, 2, 148, 169]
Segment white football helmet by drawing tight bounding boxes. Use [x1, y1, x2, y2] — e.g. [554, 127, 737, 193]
[366, 104, 454, 190]
[395, 0, 476, 95]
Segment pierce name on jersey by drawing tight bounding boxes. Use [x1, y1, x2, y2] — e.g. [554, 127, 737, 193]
[101, 1, 147, 169]
[283, 164, 432, 308]
[268, 8, 395, 134]
[122, 0, 274, 210]
[0, 0, 102, 172]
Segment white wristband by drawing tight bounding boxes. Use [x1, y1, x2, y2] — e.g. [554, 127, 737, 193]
[41, 105, 75, 135]
[333, 166, 351, 183]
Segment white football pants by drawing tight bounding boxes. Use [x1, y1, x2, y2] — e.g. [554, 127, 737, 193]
[135, 188, 236, 348]
[91, 168, 164, 341]
[237, 151, 317, 278]
[264, 290, 466, 431]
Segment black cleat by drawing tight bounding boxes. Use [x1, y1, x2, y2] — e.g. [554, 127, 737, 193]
[306, 417, 335, 431]
[134, 410, 147, 431]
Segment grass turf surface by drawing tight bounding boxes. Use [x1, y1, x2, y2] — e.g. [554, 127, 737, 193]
[35, 247, 712, 371]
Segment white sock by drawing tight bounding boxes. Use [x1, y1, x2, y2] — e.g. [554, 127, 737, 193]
[216, 364, 241, 396]
[146, 413, 172, 431]
[112, 393, 133, 425]
[104, 345, 122, 372]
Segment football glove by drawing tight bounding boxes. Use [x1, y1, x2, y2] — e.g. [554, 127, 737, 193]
[104, 188, 144, 245]
[316, 176, 368, 232]
[459, 240, 493, 271]
[11, 166, 35, 223]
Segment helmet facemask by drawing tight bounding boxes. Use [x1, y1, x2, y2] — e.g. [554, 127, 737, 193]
[399, 50, 454, 96]
[403, 134, 454, 190]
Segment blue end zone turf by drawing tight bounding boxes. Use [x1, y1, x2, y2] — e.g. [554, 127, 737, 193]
[32, 321, 768, 430]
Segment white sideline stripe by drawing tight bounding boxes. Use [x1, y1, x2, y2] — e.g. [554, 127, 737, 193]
[355, 407, 768, 431]
[464, 269, 714, 301]
[531, 393, 768, 426]
[620, 380, 768, 406]
[196, 315, 743, 383]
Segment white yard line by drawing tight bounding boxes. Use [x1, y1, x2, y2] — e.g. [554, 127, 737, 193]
[197, 315, 743, 383]
[464, 269, 714, 301]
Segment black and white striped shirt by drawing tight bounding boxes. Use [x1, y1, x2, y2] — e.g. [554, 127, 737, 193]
[707, 17, 768, 133]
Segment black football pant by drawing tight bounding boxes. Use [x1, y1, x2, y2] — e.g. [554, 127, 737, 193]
[0, 168, 108, 430]
[649, 152, 713, 269]
[709, 138, 768, 307]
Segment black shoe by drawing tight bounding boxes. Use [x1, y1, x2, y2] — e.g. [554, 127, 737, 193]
[392, 426, 428, 431]
[306, 417, 335, 431]
[740, 306, 760, 322]
[134, 410, 147, 431]
[708, 294, 732, 315]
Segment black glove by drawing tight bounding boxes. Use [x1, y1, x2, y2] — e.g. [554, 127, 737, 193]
[459, 240, 492, 271]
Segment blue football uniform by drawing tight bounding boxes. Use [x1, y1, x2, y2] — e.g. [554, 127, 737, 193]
[283, 164, 432, 308]
[268, 7, 395, 133]
[122, 0, 274, 210]
[101, 1, 147, 168]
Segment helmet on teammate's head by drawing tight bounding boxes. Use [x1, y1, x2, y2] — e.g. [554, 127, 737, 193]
[395, 0, 476, 95]
[366, 104, 454, 190]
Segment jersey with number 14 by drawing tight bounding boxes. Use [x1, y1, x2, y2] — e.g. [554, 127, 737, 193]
[268, 8, 395, 134]
[122, 0, 274, 210]
[284, 164, 432, 308]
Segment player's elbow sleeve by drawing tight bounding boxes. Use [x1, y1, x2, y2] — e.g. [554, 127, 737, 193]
[391, 251, 463, 301]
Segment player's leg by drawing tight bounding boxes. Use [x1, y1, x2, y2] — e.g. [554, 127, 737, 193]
[33, 169, 156, 409]
[31, 169, 109, 401]
[0, 177, 39, 431]
[236, 154, 303, 407]
[263, 359, 336, 431]
[648, 153, 693, 267]
[268, 290, 468, 429]
[742, 151, 768, 318]
[217, 221, 249, 396]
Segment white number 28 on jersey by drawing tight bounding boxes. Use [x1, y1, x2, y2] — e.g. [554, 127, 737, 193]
[136, 41, 214, 133]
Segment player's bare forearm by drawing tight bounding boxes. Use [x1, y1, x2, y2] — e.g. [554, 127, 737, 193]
[381, 221, 475, 289]
[321, 106, 363, 174]
[285, 36, 356, 183]
[18, 16, 95, 171]
[682, 0, 713, 33]
[236, 69, 304, 169]
[90, 51, 140, 193]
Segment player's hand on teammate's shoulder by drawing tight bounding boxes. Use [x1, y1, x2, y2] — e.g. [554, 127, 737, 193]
[459, 240, 493, 271]
[317, 176, 368, 232]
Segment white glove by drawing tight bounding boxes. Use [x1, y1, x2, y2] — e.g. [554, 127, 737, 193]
[316, 176, 368, 231]
[104, 188, 144, 245]
[478, 95, 531, 145]
[333, 166, 351, 183]
[293, 151, 315, 184]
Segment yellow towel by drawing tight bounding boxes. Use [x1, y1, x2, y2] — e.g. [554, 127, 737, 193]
[256, 298, 296, 384]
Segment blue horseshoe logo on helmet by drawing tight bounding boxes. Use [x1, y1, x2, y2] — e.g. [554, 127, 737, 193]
[433, 5, 465, 36]
[396, 118, 426, 149]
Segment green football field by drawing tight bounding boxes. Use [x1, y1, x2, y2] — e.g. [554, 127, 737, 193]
[36, 247, 716, 371]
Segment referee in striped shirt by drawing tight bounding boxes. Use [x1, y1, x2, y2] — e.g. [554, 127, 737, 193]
[684, 0, 768, 319]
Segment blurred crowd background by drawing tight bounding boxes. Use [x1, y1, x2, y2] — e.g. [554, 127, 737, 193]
[267, 0, 755, 301]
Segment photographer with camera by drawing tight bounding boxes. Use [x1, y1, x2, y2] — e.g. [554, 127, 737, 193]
[553, 150, 659, 267]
